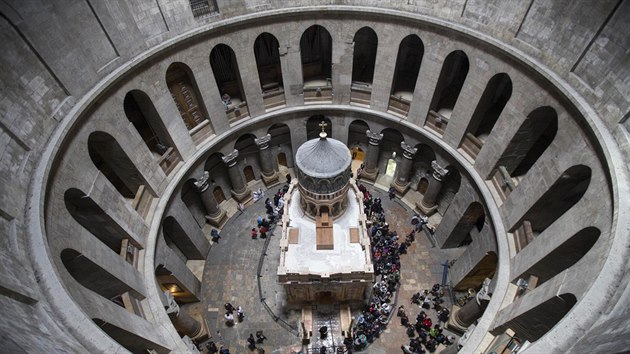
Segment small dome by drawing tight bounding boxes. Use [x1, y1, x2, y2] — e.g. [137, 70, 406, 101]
[295, 134, 351, 179]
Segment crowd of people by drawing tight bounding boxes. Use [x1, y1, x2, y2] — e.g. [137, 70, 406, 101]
[398, 284, 456, 353]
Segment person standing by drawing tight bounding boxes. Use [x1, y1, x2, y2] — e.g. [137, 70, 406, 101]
[255, 330, 267, 344]
[247, 333, 256, 349]
[236, 306, 244, 322]
[251, 228, 258, 239]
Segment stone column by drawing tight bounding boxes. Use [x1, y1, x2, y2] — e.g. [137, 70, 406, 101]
[391, 141, 418, 195]
[448, 279, 491, 332]
[193, 171, 227, 227]
[222, 149, 252, 203]
[164, 291, 206, 339]
[361, 130, 383, 182]
[255, 134, 280, 186]
[417, 161, 450, 216]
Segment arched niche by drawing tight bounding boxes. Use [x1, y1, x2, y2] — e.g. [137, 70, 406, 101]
[254, 32, 286, 110]
[210, 44, 247, 115]
[162, 216, 203, 260]
[64, 188, 134, 253]
[92, 319, 166, 354]
[352, 27, 378, 85]
[454, 251, 498, 291]
[443, 201, 485, 248]
[512, 165, 591, 245]
[496, 106, 558, 181]
[437, 166, 462, 214]
[307, 115, 332, 139]
[123, 90, 174, 156]
[88, 131, 148, 200]
[460, 73, 512, 158]
[426, 50, 469, 133]
[388, 35, 424, 116]
[180, 179, 205, 229]
[61, 248, 135, 301]
[300, 25, 333, 83]
[347, 120, 370, 151]
[517, 227, 600, 287]
[165, 62, 211, 134]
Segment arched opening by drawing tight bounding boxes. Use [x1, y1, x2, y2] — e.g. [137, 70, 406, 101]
[254, 32, 285, 110]
[180, 179, 206, 228]
[93, 318, 166, 354]
[277, 152, 287, 167]
[426, 50, 469, 134]
[460, 73, 512, 159]
[380, 128, 404, 180]
[492, 294, 577, 343]
[162, 216, 204, 260]
[512, 165, 591, 252]
[351, 27, 378, 105]
[210, 44, 248, 122]
[442, 202, 485, 248]
[166, 62, 213, 142]
[123, 90, 174, 155]
[412, 144, 436, 191]
[234, 134, 258, 159]
[268, 123, 293, 169]
[64, 188, 136, 253]
[516, 227, 600, 288]
[61, 249, 136, 301]
[213, 186, 226, 204]
[417, 178, 429, 194]
[454, 252, 497, 291]
[307, 115, 332, 139]
[388, 35, 424, 117]
[243, 166, 255, 182]
[88, 131, 150, 200]
[347, 120, 370, 152]
[437, 167, 462, 214]
[301, 25, 333, 102]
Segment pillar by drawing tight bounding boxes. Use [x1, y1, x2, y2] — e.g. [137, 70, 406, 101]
[193, 171, 227, 227]
[361, 130, 383, 182]
[222, 149, 252, 203]
[448, 279, 491, 333]
[417, 160, 450, 216]
[391, 141, 418, 195]
[255, 134, 280, 186]
[164, 291, 207, 340]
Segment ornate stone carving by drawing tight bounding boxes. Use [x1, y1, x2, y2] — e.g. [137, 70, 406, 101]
[193, 171, 210, 193]
[254, 134, 271, 150]
[366, 130, 384, 146]
[401, 141, 418, 160]
[222, 149, 239, 167]
[431, 160, 450, 181]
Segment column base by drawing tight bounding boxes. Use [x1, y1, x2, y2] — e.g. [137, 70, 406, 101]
[232, 188, 252, 204]
[445, 305, 468, 334]
[190, 313, 210, 342]
[416, 201, 438, 216]
[205, 209, 227, 228]
[391, 181, 410, 196]
[361, 168, 378, 182]
[261, 171, 280, 187]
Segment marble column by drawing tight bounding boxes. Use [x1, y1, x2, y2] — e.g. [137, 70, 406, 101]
[361, 130, 383, 182]
[391, 141, 418, 195]
[255, 134, 280, 186]
[222, 149, 252, 203]
[193, 171, 226, 227]
[448, 279, 491, 332]
[164, 291, 206, 339]
[417, 160, 450, 216]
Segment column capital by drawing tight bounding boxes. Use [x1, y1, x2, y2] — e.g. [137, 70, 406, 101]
[222, 149, 239, 167]
[431, 160, 450, 181]
[401, 141, 418, 160]
[193, 171, 210, 193]
[164, 291, 180, 316]
[254, 134, 272, 150]
[366, 130, 384, 146]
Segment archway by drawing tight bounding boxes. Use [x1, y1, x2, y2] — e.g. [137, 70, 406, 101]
[254, 32, 285, 110]
[300, 25, 332, 83]
[426, 50, 469, 133]
[166, 62, 211, 133]
[213, 186, 226, 204]
[389, 34, 424, 116]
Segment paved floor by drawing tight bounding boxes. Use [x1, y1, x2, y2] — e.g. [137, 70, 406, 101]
[184, 171, 466, 353]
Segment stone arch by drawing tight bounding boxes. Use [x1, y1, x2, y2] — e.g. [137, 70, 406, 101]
[352, 27, 378, 85]
[460, 73, 512, 158]
[512, 165, 591, 250]
[442, 201, 485, 248]
[516, 227, 600, 287]
[234, 133, 258, 158]
[437, 166, 462, 214]
[64, 188, 133, 253]
[92, 318, 163, 354]
[429, 50, 469, 116]
[307, 115, 332, 139]
[88, 131, 149, 199]
[496, 106, 558, 180]
[390, 34, 423, 97]
[123, 89, 174, 156]
[347, 120, 370, 152]
[411, 144, 436, 186]
[300, 25, 333, 82]
[181, 179, 206, 228]
[166, 62, 211, 132]
[61, 248, 135, 301]
[210, 43, 246, 104]
[254, 32, 283, 90]
[162, 216, 204, 260]
[380, 128, 405, 157]
[492, 293, 577, 343]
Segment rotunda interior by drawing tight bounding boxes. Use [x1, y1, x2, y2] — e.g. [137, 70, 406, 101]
[1, 1, 630, 354]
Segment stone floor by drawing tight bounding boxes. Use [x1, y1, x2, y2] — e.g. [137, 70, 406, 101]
[183, 169, 467, 353]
